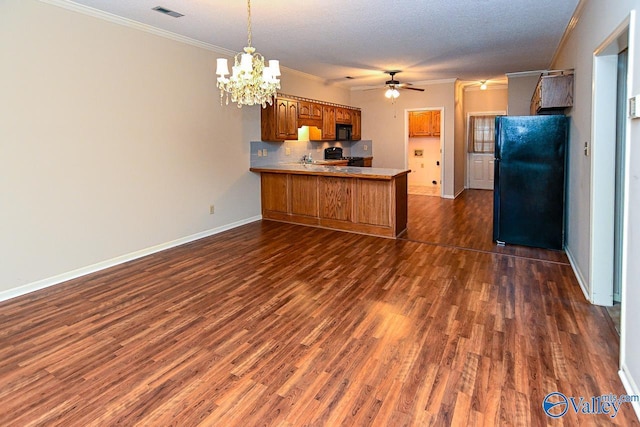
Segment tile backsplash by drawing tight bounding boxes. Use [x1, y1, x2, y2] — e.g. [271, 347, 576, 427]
[250, 140, 373, 167]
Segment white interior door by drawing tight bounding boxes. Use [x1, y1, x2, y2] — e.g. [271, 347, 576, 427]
[468, 153, 495, 190]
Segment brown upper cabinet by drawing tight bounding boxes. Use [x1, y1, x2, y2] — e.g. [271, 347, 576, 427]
[321, 106, 336, 140]
[335, 107, 353, 124]
[298, 101, 322, 127]
[530, 73, 574, 114]
[351, 109, 361, 141]
[408, 110, 440, 137]
[261, 95, 361, 142]
[431, 110, 441, 137]
[261, 98, 298, 141]
[409, 111, 431, 137]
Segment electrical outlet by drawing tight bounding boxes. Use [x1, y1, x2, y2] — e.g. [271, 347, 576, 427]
[264, 149, 269, 157]
[285, 147, 291, 156]
[209, 205, 215, 214]
[421, 163, 424, 168]
[257, 150, 262, 157]
[363, 145, 368, 151]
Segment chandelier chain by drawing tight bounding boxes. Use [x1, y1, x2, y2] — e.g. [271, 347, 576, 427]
[246, 0, 252, 47]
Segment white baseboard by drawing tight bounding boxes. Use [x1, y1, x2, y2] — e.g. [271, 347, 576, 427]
[619, 367, 640, 421]
[0, 216, 261, 303]
[564, 245, 592, 303]
[442, 187, 470, 199]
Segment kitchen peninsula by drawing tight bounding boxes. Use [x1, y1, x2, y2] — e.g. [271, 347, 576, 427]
[250, 164, 410, 238]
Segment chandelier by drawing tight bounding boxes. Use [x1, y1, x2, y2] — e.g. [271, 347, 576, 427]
[215, 0, 281, 108]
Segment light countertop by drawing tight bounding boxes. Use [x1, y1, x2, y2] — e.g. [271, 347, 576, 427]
[250, 163, 410, 180]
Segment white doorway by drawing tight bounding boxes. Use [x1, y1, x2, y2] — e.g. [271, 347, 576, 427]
[466, 111, 504, 190]
[590, 17, 629, 311]
[406, 108, 443, 197]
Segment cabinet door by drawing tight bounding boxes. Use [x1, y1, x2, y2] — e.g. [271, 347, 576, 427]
[261, 173, 288, 213]
[351, 110, 361, 140]
[298, 101, 312, 119]
[322, 106, 336, 140]
[320, 177, 352, 221]
[336, 107, 352, 124]
[409, 111, 432, 137]
[310, 103, 323, 121]
[431, 111, 441, 136]
[285, 101, 298, 139]
[357, 180, 390, 226]
[298, 101, 321, 120]
[291, 175, 318, 217]
[276, 99, 298, 140]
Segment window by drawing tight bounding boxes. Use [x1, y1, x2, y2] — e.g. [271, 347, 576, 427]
[468, 115, 496, 153]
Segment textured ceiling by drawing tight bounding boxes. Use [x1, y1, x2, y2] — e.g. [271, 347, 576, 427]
[65, 0, 580, 89]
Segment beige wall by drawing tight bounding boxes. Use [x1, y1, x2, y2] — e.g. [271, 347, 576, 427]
[351, 81, 457, 197]
[279, 69, 351, 106]
[464, 87, 509, 116]
[408, 136, 440, 187]
[0, 0, 349, 298]
[506, 74, 540, 115]
[551, 0, 640, 406]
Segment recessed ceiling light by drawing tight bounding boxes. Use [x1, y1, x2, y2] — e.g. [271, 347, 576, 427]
[152, 6, 184, 18]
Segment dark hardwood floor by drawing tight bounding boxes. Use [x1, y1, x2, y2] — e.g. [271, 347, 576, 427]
[1, 190, 637, 426]
[401, 190, 569, 263]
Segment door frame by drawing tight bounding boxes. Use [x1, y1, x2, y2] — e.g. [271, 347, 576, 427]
[404, 107, 444, 197]
[590, 17, 631, 307]
[465, 110, 505, 189]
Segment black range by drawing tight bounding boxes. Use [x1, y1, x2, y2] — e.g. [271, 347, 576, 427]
[324, 147, 365, 167]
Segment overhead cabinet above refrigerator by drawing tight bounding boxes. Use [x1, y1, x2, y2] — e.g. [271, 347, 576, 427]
[493, 115, 569, 250]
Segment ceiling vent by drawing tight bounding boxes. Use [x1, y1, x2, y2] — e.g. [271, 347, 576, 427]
[152, 6, 184, 18]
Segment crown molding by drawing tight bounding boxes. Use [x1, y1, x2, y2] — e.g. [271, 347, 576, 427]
[38, 0, 236, 56]
[505, 70, 547, 78]
[550, 0, 587, 67]
[38, 0, 311, 79]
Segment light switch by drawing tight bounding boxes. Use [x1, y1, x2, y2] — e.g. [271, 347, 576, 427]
[630, 95, 639, 119]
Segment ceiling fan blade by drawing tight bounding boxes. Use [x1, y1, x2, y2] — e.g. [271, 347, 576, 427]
[403, 86, 425, 92]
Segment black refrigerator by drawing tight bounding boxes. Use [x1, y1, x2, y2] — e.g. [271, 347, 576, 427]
[493, 115, 568, 250]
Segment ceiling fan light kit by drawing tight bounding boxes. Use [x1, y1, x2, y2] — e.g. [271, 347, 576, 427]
[215, 0, 281, 108]
[385, 88, 400, 99]
[380, 71, 424, 102]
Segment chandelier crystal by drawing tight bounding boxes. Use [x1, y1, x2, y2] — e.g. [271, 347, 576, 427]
[215, 0, 281, 108]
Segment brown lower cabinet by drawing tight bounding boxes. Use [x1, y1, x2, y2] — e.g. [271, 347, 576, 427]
[252, 168, 409, 238]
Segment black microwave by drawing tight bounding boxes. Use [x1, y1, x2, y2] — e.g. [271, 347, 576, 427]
[336, 124, 352, 141]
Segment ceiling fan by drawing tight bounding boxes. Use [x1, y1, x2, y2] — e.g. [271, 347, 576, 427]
[367, 71, 425, 100]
